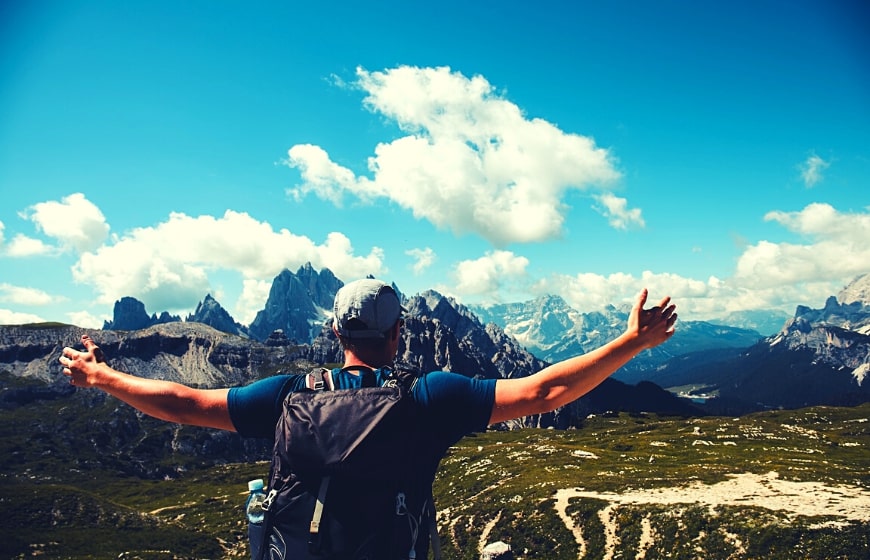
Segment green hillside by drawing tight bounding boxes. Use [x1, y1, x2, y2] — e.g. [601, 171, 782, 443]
[2, 400, 869, 559]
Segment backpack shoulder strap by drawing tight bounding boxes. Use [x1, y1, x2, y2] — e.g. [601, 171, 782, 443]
[381, 365, 420, 394]
[305, 367, 334, 391]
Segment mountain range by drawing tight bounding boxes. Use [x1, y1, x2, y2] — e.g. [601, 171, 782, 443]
[469, 295, 767, 382]
[1, 266, 868, 485]
[100, 265, 869, 389]
[6, 266, 870, 419]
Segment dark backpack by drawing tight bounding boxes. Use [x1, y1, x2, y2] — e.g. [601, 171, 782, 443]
[250, 365, 441, 560]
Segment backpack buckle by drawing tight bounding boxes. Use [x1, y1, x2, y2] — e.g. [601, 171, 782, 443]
[262, 488, 277, 512]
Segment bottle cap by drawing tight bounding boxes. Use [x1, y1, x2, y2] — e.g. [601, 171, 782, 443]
[248, 478, 264, 492]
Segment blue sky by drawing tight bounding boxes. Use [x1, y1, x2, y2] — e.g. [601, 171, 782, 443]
[1, 0, 868, 328]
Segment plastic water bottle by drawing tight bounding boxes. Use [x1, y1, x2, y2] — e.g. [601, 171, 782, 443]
[245, 479, 267, 525]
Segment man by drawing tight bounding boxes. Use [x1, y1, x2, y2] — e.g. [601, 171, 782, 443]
[61, 278, 677, 556]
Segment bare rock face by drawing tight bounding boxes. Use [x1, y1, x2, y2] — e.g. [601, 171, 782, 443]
[839, 273, 870, 306]
[792, 273, 870, 334]
[103, 296, 181, 331]
[399, 290, 548, 380]
[187, 294, 248, 337]
[0, 322, 307, 389]
[248, 264, 343, 343]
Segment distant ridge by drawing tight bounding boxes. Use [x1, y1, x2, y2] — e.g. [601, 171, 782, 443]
[654, 272, 870, 414]
[471, 295, 764, 383]
[186, 294, 248, 337]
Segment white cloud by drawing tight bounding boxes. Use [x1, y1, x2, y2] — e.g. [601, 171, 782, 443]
[592, 193, 645, 229]
[0, 283, 58, 306]
[24, 193, 109, 253]
[235, 279, 272, 325]
[71, 210, 385, 314]
[286, 65, 624, 246]
[535, 271, 646, 312]
[799, 154, 830, 187]
[0, 308, 45, 325]
[451, 250, 529, 296]
[536, 269, 828, 320]
[734, 203, 870, 287]
[67, 310, 105, 329]
[285, 144, 359, 206]
[406, 247, 436, 275]
[5, 234, 56, 257]
[0, 220, 4, 245]
[533, 202, 869, 319]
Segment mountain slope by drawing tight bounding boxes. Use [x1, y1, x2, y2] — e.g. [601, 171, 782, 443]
[187, 294, 249, 337]
[655, 274, 870, 414]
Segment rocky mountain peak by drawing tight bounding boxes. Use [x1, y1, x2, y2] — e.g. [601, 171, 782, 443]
[186, 294, 247, 337]
[792, 273, 870, 334]
[247, 264, 343, 343]
[103, 297, 180, 331]
[838, 273, 870, 306]
[295, 262, 344, 309]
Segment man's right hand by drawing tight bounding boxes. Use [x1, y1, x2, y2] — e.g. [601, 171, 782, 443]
[61, 334, 105, 387]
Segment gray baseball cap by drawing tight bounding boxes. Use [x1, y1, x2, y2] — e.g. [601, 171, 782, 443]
[332, 279, 404, 339]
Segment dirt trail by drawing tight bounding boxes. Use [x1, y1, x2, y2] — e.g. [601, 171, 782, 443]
[552, 471, 870, 559]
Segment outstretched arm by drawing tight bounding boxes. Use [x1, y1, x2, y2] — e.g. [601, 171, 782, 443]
[61, 335, 235, 431]
[490, 289, 677, 425]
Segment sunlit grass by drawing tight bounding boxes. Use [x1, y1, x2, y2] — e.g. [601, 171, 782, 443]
[2, 376, 868, 558]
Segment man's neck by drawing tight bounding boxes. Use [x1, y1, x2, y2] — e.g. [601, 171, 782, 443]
[342, 352, 389, 371]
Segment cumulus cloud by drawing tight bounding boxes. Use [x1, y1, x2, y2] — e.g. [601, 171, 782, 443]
[286, 65, 624, 246]
[23, 193, 109, 253]
[0, 308, 46, 325]
[406, 247, 436, 275]
[6, 234, 56, 257]
[451, 250, 529, 297]
[533, 203, 869, 319]
[71, 209, 385, 317]
[536, 268, 841, 321]
[799, 154, 830, 187]
[235, 279, 272, 325]
[592, 193, 645, 229]
[537, 270, 715, 314]
[67, 310, 105, 329]
[0, 284, 58, 306]
[734, 203, 870, 287]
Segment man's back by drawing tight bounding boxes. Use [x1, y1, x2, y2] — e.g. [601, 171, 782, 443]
[252, 367, 446, 559]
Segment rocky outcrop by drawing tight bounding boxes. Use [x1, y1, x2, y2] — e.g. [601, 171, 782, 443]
[103, 297, 181, 331]
[401, 290, 547, 380]
[248, 264, 343, 343]
[481, 542, 513, 560]
[788, 273, 870, 334]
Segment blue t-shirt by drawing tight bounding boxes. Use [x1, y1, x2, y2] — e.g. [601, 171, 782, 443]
[227, 368, 497, 450]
